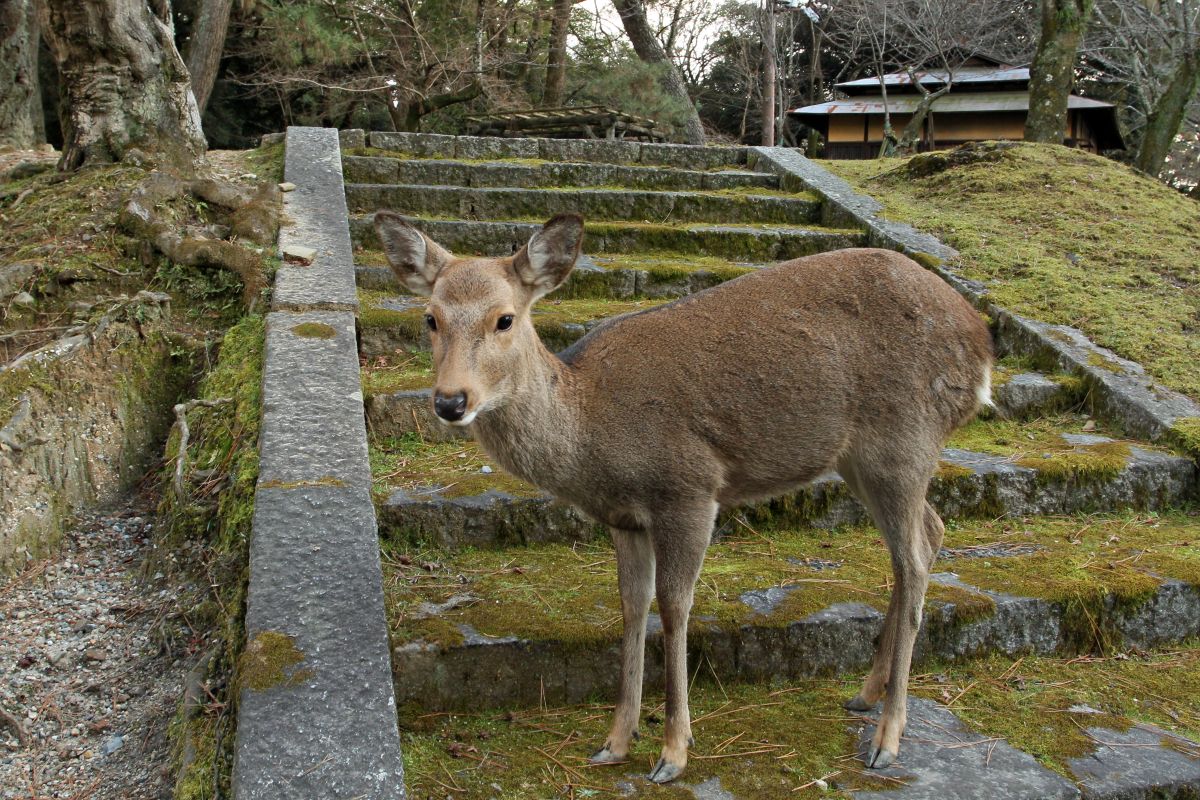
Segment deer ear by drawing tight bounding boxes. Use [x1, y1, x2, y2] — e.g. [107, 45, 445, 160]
[374, 211, 452, 295]
[513, 214, 583, 298]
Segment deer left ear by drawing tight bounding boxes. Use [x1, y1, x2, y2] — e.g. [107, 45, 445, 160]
[513, 214, 584, 298]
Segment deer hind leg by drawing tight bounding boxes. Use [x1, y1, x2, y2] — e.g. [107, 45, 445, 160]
[591, 528, 655, 765]
[646, 502, 716, 784]
[840, 457, 936, 769]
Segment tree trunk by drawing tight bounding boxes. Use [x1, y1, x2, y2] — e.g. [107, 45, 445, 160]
[542, 0, 571, 106]
[0, 0, 44, 149]
[760, 0, 775, 147]
[1135, 48, 1200, 178]
[35, 0, 205, 170]
[896, 78, 951, 156]
[183, 0, 232, 114]
[1025, 0, 1093, 144]
[389, 83, 483, 132]
[612, 0, 705, 145]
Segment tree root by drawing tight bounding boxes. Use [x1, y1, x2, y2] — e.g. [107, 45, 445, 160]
[172, 397, 233, 501]
[0, 703, 29, 747]
[119, 172, 281, 308]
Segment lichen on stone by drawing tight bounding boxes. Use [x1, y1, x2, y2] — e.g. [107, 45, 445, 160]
[291, 321, 337, 339]
[237, 630, 313, 692]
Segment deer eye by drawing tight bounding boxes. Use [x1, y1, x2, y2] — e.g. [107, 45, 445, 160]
[496, 314, 514, 332]
[424, 313, 437, 332]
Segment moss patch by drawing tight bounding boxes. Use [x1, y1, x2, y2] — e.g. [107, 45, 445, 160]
[823, 143, 1200, 401]
[236, 631, 313, 691]
[908, 644, 1200, 780]
[361, 352, 434, 397]
[944, 413, 1164, 483]
[290, 321, 337, 339]
[1169, 416, 1200, 460]
[370, 433, 540, 500]
[401, 679, 905, 800]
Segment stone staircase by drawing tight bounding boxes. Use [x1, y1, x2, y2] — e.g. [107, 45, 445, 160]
[338, 131, 1200, 800]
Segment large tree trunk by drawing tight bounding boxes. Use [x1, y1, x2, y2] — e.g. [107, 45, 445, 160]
[1135, 48, 1200, 178]
[1025, 0, 1093, 144]
[183, 0, 232, 114]
[542, 0, 571, 106]
[760, 0, 776, 147]
[0, 0, 44, 149]
[35, 0, 206, 171]
[388, 83, 483, 132]
[612, 0, 705, 145]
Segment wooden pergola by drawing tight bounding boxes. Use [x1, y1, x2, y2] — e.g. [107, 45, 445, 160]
[465, 105, 667, 141]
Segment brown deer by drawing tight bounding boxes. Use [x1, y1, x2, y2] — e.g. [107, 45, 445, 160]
[374, 211, 993, 783]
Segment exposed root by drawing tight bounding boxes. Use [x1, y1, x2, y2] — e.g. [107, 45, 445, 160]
[172, 398, 233, 501]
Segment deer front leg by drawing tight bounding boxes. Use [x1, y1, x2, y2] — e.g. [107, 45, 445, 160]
[591, 528, 655, 765]
[647, 507, 713, 784]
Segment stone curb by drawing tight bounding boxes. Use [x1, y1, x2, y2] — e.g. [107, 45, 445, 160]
[365, 130, 748, 169]
[390, 574, 1200, 712]
[375, 440, 1197, 548]
[349, 214, 865, 261]
[234, 126, 406, 799]
[346, 182, 821, 225]
[748, 146, 1200, 445]
[343, 155, 778, 191]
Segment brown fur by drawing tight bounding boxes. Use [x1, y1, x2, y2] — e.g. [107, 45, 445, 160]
[374, 211, 993, 782]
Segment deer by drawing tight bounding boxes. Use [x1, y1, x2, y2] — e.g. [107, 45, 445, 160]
[373, 210, 993, 784]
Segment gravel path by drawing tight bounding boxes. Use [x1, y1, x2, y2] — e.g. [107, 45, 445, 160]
[0, 504, 201, 799]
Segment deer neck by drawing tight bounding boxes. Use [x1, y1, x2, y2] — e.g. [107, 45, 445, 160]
[470, 335, 582, 492]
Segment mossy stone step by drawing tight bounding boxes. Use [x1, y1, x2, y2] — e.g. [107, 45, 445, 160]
[347, 183, 820, 225]
[343, 155, 780, 191]
[385, 513, 1200, 712]
[363, 131, 748, 170]
[356, 250, 768, 300]
[396, 653, 1200, 799]
[349, 214, 865, 260]
[371, 429, 1196, 549]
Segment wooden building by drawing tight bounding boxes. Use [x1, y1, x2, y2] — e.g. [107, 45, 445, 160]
[790, 61, 1124, 159]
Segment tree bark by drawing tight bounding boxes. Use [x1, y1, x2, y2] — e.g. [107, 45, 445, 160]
[35, 0, 206, 170]
[1135, 48, 1200, 178]
[388, 83, 483, 132]
[760, 0, 775, 147]
[612, 0, 705, 145]
[542, 0, 571, 106]
[0, 0, 44, 149]
[1025, 0, 1094, 144]
[896, 74, 952, 156]
[183, 0, 232, 114]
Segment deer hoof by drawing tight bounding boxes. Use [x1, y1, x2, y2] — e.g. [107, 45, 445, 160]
[589, 744, 627, 765]
[864, 743, 897, 769]
[844, 694, 875, 712]
[648, 757, 684, 784]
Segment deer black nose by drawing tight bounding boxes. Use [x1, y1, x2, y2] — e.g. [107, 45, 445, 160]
[433, 391, 468, 422]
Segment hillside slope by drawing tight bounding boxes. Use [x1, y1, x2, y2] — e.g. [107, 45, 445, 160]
[824, 144, 1200, 401]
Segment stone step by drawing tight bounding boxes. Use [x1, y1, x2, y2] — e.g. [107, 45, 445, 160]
[349, 214, 866, 261]
[385, 513, 1200, 713]
[347, 183, 820, 225]
[394, 660, 1200, 799]
[370, 427, 1196, 549]
[342, 155, 780, 191]
[362, 131, 749, 170]
[355, 250, 768, 299]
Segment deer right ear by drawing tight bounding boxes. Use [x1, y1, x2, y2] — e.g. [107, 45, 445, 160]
[373, 211, 452, 295]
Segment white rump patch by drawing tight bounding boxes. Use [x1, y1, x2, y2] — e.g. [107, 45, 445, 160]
[976, 370, 994, 408]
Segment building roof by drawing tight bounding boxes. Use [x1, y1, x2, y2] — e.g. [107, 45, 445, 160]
[789, 91, 1125, 150]
[791, 91, 1114, 116]
[836, 66, 1030, 93]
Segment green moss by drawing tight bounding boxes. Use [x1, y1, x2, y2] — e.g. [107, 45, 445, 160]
[243, 141, 286, 183]
[908, 645, 1200, 780]
[400, 679, 902, 799]
[1086, 352, 1125, 374]
[824, 143, 1200, 400]
[369, 434, 540, 500]
[236, 631, 313, 691]
[1168, 417, 1200, 460]
[1014, 441, 1130, 483]
[361, 352, 433, 397]
[935, 460, 975, 480]
[290, 321, 337, 339]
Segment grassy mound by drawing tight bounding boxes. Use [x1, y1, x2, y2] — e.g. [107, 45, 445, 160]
[824, 143, 1200, 400]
